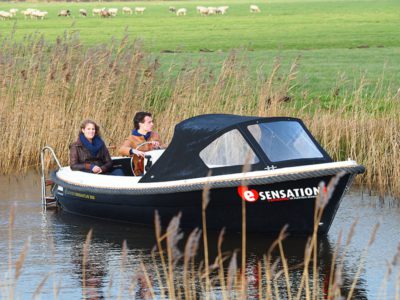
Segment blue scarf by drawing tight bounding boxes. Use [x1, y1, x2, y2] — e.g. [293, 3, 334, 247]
[132, 129, 151, 141]
[79, 133, 104, 157]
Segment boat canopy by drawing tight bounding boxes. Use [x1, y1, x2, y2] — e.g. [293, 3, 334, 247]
[140, 114, 332, 182]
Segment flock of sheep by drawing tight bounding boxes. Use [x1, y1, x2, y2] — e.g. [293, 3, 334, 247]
[0, 4, 261, 20]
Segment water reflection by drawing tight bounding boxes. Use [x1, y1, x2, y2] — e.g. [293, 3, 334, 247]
[49, 212, 157, 299]
[48, 209, 369, 299]
[0, 173, 399, 298]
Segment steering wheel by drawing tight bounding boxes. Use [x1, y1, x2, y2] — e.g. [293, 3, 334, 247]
[130, 141, 160, 176]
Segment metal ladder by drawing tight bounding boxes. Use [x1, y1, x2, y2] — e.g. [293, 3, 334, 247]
[40, 146, 62, 209]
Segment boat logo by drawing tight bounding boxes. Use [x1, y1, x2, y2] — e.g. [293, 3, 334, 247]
[238, 186, 320, 203]
[237, 186, 259, 202]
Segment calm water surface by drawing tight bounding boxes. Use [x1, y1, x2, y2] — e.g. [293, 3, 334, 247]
[0, 172, 399, 299]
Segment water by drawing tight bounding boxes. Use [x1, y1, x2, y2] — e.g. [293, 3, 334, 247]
[0, 172, 399, 299]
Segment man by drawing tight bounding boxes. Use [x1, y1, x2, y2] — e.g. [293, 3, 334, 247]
[119, 112, 162, 175]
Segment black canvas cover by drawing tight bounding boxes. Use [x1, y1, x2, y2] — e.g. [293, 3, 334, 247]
[140, 114, 262, 182]
[140, 114, 331, 183]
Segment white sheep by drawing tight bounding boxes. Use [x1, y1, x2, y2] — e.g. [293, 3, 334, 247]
[250, 5, 261, 13]
[135, 7, 146, 15]
[217, 6, 229, 15]
[0, 11, 13, 20]
[79, 9, 87, 17]
[196, 6, 207, 13]
[21, 8, 38, 19]
[92, 8, 102, 16]
[198, 7, 209, 16]
[122, 7, 132, 15]
[176, 8, 187, 16]
[9, 8, 18, 16]
[31, 10, 48, 20]
[207, 7, 217, 15]
[108, 8, 118, 17]
[58, 9, 71, 17]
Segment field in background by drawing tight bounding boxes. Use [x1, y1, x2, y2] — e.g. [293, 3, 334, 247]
[0, 0, 398, 197]
[0, 35, 398, 198]
[0, 0, 399, 98]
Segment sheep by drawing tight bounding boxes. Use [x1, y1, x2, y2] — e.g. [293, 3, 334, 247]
[58, 9, 71, 17]
[31, 10, 48, 20]
[100, 9, 111, 18]
[169, 6, 176, 13]
[108, 8, 118, 17]
[135, 7, 146, 15]
[21, 8, 38, 19]
[79, 9, 87, 17]
[176, 8, 187, 16]
[122, 7, 133, 15]
[92, 8, 102, 16]
[207, 7, 217, 15]
[196, 6, 207, 13]
[216, 6, 229, 15]
[198, 7, 209, 16]
[0, 11, 13, 20]
[250, 5, 261, 13]
[21, 10, 31, 19]
[9, 8, 18, 16]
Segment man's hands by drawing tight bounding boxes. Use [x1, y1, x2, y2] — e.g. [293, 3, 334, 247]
[131, 148, 146, 158]
[151, 141, 160, 148]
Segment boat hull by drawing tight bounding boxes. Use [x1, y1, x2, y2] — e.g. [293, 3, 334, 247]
[54, 173, 354, 235]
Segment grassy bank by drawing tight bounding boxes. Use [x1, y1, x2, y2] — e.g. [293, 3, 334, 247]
[0, 0, 399, 50]
[0, 0, 399, 97]
[0, 34, 398, 198]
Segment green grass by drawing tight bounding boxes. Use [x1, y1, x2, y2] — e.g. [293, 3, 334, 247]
[1, 0, 399, 50]
[0, 0, 399, 97]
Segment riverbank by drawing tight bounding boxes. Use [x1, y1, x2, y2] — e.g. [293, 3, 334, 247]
[0, 0, 399, 98]
[0, 34, 398, 198]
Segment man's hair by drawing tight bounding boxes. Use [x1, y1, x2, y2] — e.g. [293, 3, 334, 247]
[133, 112, 152, 130]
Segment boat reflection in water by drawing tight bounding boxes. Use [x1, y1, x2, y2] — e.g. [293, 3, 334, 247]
[50, 210, 368, 299]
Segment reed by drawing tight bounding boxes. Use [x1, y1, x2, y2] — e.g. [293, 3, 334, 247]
[0, 34, 398, 198]
[2, 182, 394, 299]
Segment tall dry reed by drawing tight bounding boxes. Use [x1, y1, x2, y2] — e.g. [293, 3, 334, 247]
[2, 175, 399, 299]
[0, 34, 398, 198]
[131, 174, 387, 299]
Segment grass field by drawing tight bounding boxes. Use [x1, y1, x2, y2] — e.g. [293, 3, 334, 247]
[0, 0, 399, 196]
[0, 0, 399, 97]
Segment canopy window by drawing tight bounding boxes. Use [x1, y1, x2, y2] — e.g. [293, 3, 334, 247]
[200, 129, 259, 168]
[248, 121, 324, 162]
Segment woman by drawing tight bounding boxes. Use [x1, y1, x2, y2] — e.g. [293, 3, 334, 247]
[70, 119, 123, 175]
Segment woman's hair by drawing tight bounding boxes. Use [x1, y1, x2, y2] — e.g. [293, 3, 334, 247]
[133, 112, 152, 130]
[79, 119, 101, 137]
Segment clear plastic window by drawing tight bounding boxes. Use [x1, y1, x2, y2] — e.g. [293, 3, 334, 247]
[248, 121, 323, 162]
[200, 129, 259, 168]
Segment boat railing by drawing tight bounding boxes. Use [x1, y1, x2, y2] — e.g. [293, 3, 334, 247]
[40, 146, 62, 209]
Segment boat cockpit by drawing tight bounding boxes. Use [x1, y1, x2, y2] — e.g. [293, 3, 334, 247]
[106, 116, 332, 182]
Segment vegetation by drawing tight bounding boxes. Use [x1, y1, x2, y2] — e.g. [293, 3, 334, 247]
[0, 33, 398, 198]
[3, 177, 396, 299]
[0, 0, 398, 197]
[0, 0, 399, 97]
[0, 0, 398, 297]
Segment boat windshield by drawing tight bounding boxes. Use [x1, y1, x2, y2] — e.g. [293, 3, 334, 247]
[248, 121, 324, 162]
[200, 129, 259, 168]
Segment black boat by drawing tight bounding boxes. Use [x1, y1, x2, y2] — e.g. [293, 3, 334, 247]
[48, 114, 365, 234]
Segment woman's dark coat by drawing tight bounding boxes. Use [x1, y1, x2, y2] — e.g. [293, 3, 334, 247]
[69, 138, 113, 173]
